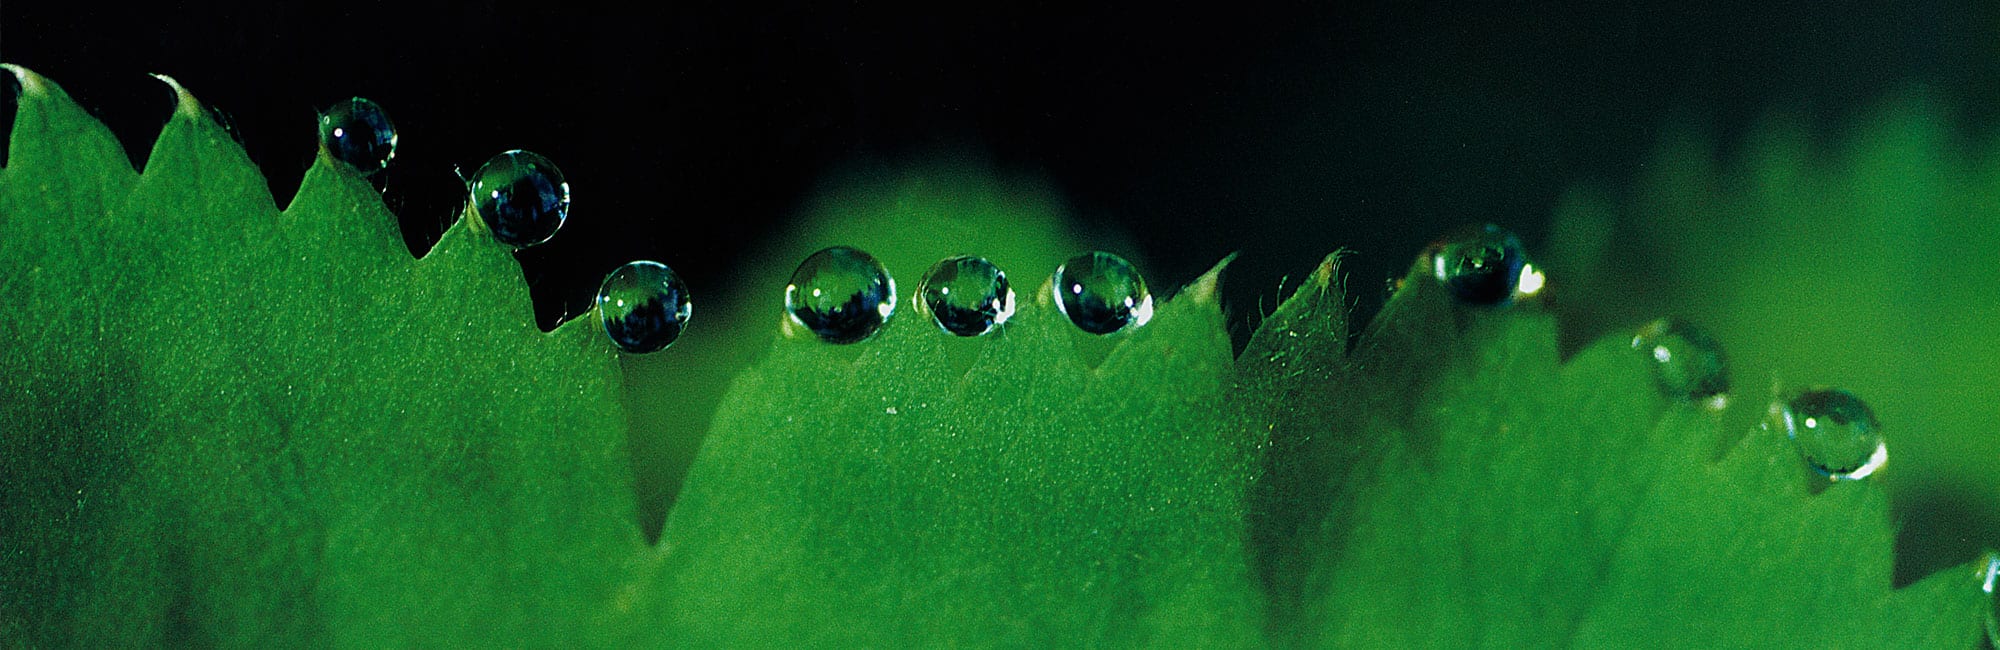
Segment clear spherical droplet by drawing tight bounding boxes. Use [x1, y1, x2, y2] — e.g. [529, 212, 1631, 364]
[1631, 318, 1731, 408]
[918, 256, 1015, 337]
[1427, 224, 1543, 306]
[785, 246, 897, 344]
[318, 97, 397, 175]
[1051, 251, 1153, 335]
[470, 150, 570, 249]
[1778, 388, 1887, 481]
[596, 260, 692, 354]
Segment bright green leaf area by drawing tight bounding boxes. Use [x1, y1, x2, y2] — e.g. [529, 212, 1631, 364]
[621, 156, 1100, 537]
[0, 67, 1993, 647]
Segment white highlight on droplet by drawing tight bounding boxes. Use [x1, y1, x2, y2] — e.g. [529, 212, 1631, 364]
[1517, 263, 1547, 296]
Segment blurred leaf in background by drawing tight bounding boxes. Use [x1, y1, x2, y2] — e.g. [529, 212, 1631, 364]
[1548, 91, 2000, 579]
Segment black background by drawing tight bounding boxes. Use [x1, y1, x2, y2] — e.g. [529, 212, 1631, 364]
[6, 2, 1994, 333]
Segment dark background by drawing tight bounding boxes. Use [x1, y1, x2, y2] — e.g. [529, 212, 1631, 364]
[5, 2, 1994, 333]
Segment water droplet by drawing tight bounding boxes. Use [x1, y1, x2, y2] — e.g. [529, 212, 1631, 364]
[784, 246, 897, 344]
[470, 150, 570, 249]
[318, 97, 396, 175]
[596, 260, 692, 354]
[918, 255, 1015, 336]
[1427, 224, 1542, 306]
[1051, 251, 1153, 335]
[1980, 552, 1997, 595]
[1980, 552, 2000, 646]
[1777, 388, 1887, 481]
[1631, 318, 1731, 408]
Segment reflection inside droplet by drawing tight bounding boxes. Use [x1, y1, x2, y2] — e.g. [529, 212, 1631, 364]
[1426, 224, 1536, 306]
[469, 150, 570, 249]
[1777, 388, 1886, 481]
[784, 246, 897, 344]
[318, 97, 397, 175]
[596, 260, 692, 354]
[1051, 251, 1152, 335]
[918, 255, 1015, 337]
[1631, 318, 1731, 409]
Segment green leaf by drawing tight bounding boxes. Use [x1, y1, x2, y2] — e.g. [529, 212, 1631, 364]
[1545, 94, 2000, 578]
[1, 68, 648, 646]
[0, 66, 1992, 648]
[1250, 247, 1993, 646]
[620, 155, 1105, 536]
[659, 260, 1260, 646]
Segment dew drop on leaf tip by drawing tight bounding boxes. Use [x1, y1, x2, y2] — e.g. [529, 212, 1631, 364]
[470, 150, 569, 249]
[1981, 552, 1998, 595]
[597, 260, 692, 354]
[1775, 388, 1886, 481]
[1051, 251, 1153, 335]
[919, 255, 1015, 337]
[1631, 318, 1731, 409]
[1427, 223, 1544, 307]
[319, 97, 397, 175]
[784, 246, 897, 344]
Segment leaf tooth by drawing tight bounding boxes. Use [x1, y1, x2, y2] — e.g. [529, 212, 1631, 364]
[1175, 251, 1238, 306]
[146, 73, 202, 122]
[1241, 250, 1350, 370]
[133, 73, 278, 217]
[1234, 251, 1359, 626]
[0, 64, 138, 207]
[1093, 254, 1232, 385]
[284, 150, 412, 269]
[408, 208, 541, 333]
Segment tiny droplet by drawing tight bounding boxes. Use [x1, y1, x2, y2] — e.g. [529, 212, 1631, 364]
[919, 255, 1015, 336]
[470, 150, 570, 249]
[596, 260, 692, 354]
[318, 97, 397, 175]
[1778, 388, 1887, 481]
[1631, 318, 1731, 408]
[784, 246, 897, 344]
[1427, 224, 1541, 306]
[1051, 251, 1153, 335]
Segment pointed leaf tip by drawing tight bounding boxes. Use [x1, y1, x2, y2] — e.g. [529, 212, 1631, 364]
[1178, 252, 1238, 305]
[147, 73, 202, 121]
[1309, 251, 1345, 291]
[0, 64, 46, 96]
